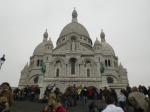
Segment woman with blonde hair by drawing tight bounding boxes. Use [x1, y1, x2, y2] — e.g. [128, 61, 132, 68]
[48, 89, 57, 112]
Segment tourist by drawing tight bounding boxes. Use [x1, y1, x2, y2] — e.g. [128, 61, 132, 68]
[30, 85, 35, 101]
[109, 89, 118, 105]
[118, 89, 126, 110]
[77, 85, 83, 101]
[126, 84, 131, 94]
[82, 86, 88, 110]
[102, 96, 124, 112]
[128, 86, 148, 112]
[53, 102, 66, 112]
[89, 100, 98, 112]
[88, 87, 93, 99]
[99, 89, 103, 100]
[102, 87, 110, 100]
[35, 85, 40, 102]
[48, 90, 57, 112]
[92, 88, 98, 100]
[0, 82, 14, 111]
[61, 92, 68, 109]
[71, 84, 78, 106]
[0, 96, 9, 112]
[147, 86, 150, 100]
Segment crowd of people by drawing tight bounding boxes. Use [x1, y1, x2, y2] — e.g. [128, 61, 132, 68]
[0, 82, 150, 112]
[42, 84, 150, 112]
[13, 85, 40, 102]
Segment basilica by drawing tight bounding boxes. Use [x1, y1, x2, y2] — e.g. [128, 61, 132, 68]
[19, 9, 129, 96]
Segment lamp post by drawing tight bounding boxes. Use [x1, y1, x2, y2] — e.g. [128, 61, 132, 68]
[0, 54, 5, 70]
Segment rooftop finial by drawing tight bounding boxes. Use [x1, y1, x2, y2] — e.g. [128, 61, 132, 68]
[43, 29, 48, 42]
[72, 8, 78, 22]
[100, 29, 105, 43]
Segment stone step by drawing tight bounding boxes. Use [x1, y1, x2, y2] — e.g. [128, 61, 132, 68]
[10, 100, 106, 112]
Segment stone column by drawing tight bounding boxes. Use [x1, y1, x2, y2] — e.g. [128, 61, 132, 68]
[97, 63, 101, 77]
[66, 40, 70, 50]
[78, 64, 80, 77]
[45, 63, 49, 77]
[102, 75, 109, 88]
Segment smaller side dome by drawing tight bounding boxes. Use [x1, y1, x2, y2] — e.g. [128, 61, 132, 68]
[33, 42, 46, 55]
[46, 38, 53, 46]
[94, 38, 101, 46]
[100, 30, 115, 55]
[101, 42, 115, 55]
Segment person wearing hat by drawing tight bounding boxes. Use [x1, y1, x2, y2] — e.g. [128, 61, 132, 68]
[0, 82, 14, 111]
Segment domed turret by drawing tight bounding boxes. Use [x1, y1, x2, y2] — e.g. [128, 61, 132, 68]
[46, 38, 53, 45]
[94, 38, 101, 46]
[100, 30, 115, 55]
[34, 30, 48, 55]
[45, 38, 53, 50]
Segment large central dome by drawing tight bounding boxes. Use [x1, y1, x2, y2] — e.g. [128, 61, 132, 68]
[59, 22, 90, 38]
[58, 9, 91, 41]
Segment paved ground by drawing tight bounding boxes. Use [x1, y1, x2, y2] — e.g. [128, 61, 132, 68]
[10, 100, 106, 112]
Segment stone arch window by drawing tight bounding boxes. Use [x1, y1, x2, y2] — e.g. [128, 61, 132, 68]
[85, 61, 91, 67]
[56, 69, 59, 77]
[40, 59, 43, 66]
[48, 46, 49, 49]
[108, 60, 111, 67]
[87, 69, 90, 77]
[71, 37, 76, 51]
[107, 77, 114, 83]
[46, 57, 48, 61]
[69, 58, 77, 74]
[33, 75, 39, 83]
[37, 59, 40, 66]
[56, 60, 61, 65]
[98, 57, 100, 62]
[105, 60, 107, 67]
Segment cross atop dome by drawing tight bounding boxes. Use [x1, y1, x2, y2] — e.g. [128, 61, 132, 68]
[100, 29, 105, 42]
[72, 7, 78, 22]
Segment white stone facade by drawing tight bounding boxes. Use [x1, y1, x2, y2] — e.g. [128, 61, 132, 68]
[19, 9, 129, 97]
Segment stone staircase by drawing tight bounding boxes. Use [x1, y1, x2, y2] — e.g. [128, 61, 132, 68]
[10, 100, 106, 112]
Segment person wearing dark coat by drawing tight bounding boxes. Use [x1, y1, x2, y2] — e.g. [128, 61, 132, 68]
[110, 89, 118, 105]
[82, 86, 88, 110]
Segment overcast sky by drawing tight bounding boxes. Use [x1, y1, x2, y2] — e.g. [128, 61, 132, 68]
[0, 0, 150, 88]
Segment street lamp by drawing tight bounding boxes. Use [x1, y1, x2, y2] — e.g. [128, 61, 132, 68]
[0, 54, 5, 70]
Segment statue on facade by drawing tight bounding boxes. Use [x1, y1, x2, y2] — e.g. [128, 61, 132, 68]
[34, 76, 39, 83]
[100, 62, 104, 74]
[40, 61, 46, 74]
